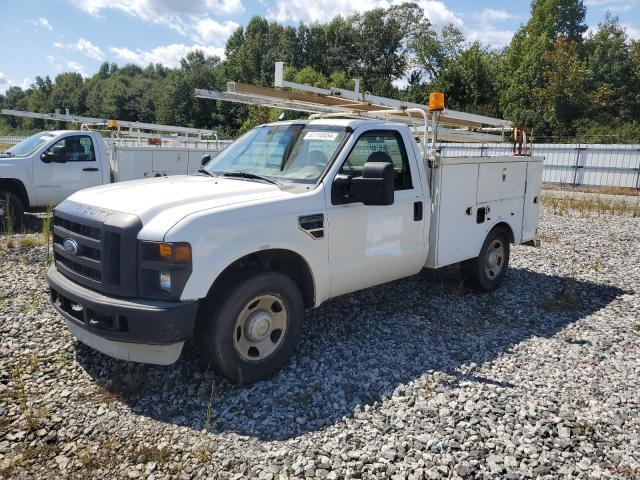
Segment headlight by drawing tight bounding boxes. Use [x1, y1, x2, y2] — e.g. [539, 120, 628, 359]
[138, 241, 193, 300]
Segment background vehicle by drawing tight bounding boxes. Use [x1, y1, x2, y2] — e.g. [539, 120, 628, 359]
[46, 82, 543, 383]
[0, 112, 226, 230]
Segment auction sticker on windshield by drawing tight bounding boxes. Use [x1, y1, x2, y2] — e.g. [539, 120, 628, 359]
[304, 131, 339, 141]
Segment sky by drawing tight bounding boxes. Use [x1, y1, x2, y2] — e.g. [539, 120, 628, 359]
[0, 0, 639, 94]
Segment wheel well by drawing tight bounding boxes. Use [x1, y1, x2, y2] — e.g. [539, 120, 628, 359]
[207, 249, 315, 309]
[0, 179, 30, 210]
[493, 222, 515, 243]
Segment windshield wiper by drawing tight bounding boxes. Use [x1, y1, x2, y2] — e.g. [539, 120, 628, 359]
[222, 171, 279, 185]
[197, 168, 215, 177]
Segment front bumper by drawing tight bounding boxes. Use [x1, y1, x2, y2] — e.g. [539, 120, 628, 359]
[47, 266, 199, 365]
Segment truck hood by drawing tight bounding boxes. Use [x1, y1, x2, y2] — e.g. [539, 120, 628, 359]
[63, 175, 289, 235]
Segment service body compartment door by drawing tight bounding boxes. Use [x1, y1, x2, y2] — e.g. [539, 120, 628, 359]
[428, 163, 481, 267]
[477, 162, 527, 203]
[152, 149, 189, 175]
[522, 160, 543, 241]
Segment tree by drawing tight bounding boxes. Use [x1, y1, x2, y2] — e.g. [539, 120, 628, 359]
[584, 13, 639, 121]
[432, 43, 502, 118]
[500, 0, 588, 131]
[536, 38, 589, 136]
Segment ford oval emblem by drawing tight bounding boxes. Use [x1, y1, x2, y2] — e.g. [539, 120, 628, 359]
[63, 239, 79, 255]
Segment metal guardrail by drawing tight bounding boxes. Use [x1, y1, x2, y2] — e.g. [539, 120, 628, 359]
[0, 135, 27, 145]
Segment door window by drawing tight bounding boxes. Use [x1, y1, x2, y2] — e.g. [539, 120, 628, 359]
[44, 136, 96, 162]
[339, 130, 412, 190]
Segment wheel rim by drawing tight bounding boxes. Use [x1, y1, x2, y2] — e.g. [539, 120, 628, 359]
[0, 199, 7, 219]
[484, 239, 505, 279]
[233, 294, 287, 362]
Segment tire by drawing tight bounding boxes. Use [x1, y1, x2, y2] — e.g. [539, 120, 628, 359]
[194, 271, 304, 384]
[461, 228, 510, 292]
[0, 190, 24, 233]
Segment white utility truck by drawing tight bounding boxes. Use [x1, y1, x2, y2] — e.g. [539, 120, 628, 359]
[0, 110, 223, 230]
[46, 74, 542, 384]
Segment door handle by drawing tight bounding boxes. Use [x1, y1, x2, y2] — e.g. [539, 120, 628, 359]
[413, 201, 423, 221]
[83, 167, 99, 172]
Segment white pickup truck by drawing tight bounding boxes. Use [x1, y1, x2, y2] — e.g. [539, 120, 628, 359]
[46, 118, 543, 383]
[0, 130, 220, 230]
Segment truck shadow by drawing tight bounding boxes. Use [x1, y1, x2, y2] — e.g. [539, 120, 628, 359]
[75, 264, 627, 441]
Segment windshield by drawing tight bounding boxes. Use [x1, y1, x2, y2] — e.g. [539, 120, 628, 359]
[205, 124, 348, 184]
[6, 132, 57, 157]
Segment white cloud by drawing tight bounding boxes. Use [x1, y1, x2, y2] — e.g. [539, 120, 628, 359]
[109, 43, 225, 68]
[0, 73, 32, 93]
[585, 0, 638, 10]
[68, 0, 244, 39]
[29, 17, 53, 31]
[266, 0, 462, 26]
[53, 38, 105, 61]
[473, 8, 517, 23]
[192, 18, 240, 46]
[47, 55, 89, 77]
[622, 23, 640, 39]
[74, 38, 105, 61]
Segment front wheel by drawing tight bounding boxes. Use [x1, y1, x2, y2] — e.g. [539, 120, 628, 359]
[194, 271, 304, 384]
[461, 228, 510, 292]
[0, 190, 24, 233]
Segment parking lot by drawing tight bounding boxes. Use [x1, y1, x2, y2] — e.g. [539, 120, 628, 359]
[1, 199, 639, 479]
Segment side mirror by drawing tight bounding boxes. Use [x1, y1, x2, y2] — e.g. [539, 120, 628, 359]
[41, 151, 65, 163]
[332, 162, 394, 206]
[201, 154, 211, 167]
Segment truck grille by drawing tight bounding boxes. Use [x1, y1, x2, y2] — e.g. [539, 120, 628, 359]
[52, 205, 141, 297]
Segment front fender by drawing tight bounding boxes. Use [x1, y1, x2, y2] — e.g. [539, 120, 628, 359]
[0, 159, 34, 206]
[164, 192, 330, 306]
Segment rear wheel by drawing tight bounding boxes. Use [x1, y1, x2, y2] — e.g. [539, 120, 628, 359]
[0, 190, 24, 233]
[195, 271, 304, 384]
[461, 228, 510, 292]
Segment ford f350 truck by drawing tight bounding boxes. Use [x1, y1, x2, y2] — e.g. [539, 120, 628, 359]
[0, 129, 223, 230]
[46, 115, 543, 383]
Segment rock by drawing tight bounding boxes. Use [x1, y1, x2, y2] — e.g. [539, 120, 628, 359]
[54, 455, 70, 470]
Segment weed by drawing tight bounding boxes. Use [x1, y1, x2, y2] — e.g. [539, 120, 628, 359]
[203, 378, 219, 433]
[592, 257, 602, 272]
[18, 236, 42, 249]
[634, 324, 640, 333]
[195, 442, 215, 462]
[539, 281, 580, 311]
[6, 237, 15, 249]
[542, 194, 640, 217]
[78, 437, 119, 470]
[544, 184, 640, 197]
[56, 351, 72, 370]
[6, 357, 48, 431]
[130, 444, 171, 464]
[43, 204, 53, 264]
[538, 231, 559, 244]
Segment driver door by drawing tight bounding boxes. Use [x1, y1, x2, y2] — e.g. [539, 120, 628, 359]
[325, 129, 427, 298]
[34, 135, 102, 205]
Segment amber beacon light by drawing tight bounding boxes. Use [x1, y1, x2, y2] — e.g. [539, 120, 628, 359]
[428, 92, 445, 112]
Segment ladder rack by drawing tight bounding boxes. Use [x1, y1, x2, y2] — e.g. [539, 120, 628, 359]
[195, 62, 521, 146]
[0, 109, 218, 142]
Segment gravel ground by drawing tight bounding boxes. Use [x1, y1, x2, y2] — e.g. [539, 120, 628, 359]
[1, 205, 639, 479]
